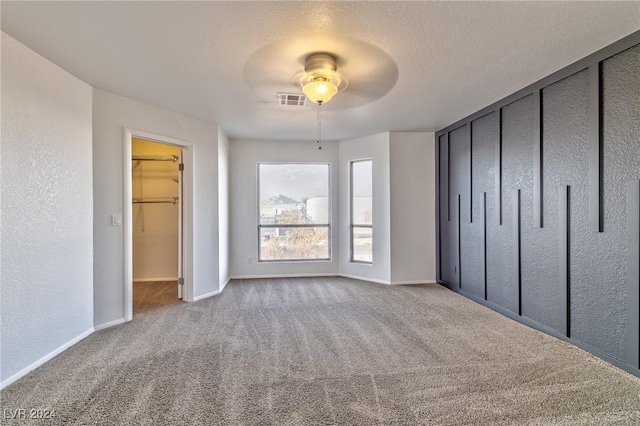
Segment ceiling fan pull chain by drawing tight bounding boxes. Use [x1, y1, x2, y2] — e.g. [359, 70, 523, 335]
[317, 102, 323, 151]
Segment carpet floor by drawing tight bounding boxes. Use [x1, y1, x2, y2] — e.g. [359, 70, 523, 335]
[133, 281, 183, 315]
[2, 277, 640, 425]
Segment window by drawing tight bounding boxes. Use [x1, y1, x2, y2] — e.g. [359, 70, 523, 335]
[258, 163, 331, 261]
[351, 160, 373, 263]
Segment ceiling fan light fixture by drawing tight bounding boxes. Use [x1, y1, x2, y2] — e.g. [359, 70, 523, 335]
[299, 53, 346, 105]
[296, 52, 348, 150]
[302, 77, 338, 104]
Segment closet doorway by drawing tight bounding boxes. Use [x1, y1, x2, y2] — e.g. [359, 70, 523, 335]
[132, 138, 182, 313]
[124, 129, 194, 321]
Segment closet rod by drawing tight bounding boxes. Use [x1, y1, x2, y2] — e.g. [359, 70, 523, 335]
[133, 197, 179, 204]
[132, 155, 178, 162]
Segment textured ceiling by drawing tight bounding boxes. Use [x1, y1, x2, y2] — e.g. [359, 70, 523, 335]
[2, 1, 639, 141]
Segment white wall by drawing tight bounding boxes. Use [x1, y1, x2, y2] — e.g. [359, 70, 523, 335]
[132, 138, 181, 281]
[389, 132, 436, 283]
[229, 139, 339, 277]
[93, 89, 219, 327]
[337, 132, 436, 285]
[1, 33, 94, 387]
[339, 133, 392, 284]
[218, 127, 230, 288]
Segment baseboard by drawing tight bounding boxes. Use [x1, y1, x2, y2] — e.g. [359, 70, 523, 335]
[220, 276, 231, 292]
[339, 273, 391, 285]
[0, 327, 94, 391]
[230, 273, 337, 279]
[94, 318, 127, 331]
[389, 279, 437, 285]
[338, 275, 436, 286]
[228, 274, 435, 287]
[193, 289, 221, 301]
[133, 277, 178, 283]
[192, 278, 230, 301]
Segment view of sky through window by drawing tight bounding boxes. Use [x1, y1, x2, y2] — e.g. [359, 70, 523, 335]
[259, 164, 328, 204]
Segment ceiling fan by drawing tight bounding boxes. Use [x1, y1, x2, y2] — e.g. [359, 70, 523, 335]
[298, 52, 348, 105]
[292, 52, 350, 150]
[243, 35, 398, 112]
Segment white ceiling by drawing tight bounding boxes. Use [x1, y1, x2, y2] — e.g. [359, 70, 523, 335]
[2, 1, 639, 141]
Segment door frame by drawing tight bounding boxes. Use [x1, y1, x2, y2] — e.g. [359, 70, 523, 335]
[123, 128, 195, 321]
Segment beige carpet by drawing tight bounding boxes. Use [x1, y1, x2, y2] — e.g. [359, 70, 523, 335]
[133, 280, 183, 315]
[2, 277, 640, 425]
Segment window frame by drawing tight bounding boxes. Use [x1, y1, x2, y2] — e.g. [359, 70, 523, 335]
[257, 162, 332, 263]
[350, 159, 373, 264]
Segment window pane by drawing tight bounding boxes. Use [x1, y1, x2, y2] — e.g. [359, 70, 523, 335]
[352, 160, 372, 225]
[352, 227, 372, 263]
[259, 164, 329, 225]
[260, 227, 329, 261]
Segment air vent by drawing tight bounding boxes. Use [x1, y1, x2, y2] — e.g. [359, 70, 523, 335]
[277, 93, 307, 106]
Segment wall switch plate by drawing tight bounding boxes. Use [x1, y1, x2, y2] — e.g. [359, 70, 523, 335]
[247, 256, 252, 264]
[111, 214, 122, 227]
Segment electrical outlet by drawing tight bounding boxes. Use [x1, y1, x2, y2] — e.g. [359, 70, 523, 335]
[247, 256, 253, 264]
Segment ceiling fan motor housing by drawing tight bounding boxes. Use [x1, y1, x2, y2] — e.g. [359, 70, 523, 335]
[305, 53, 337, 74]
